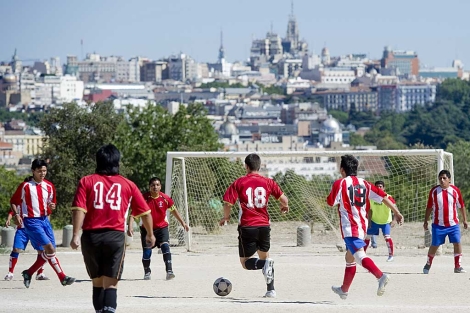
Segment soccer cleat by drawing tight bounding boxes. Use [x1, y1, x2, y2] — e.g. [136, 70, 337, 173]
[36, 273, 50, 280]
[386, 256, 394, 262]
[454, 267, 467, 273]
[377, 273, 390, 296]
[144, 272, 151, 280]
[371, 244, 378, 249]
[331, 286, 348, 300]
[61, 276, 76, 286]
[264, 290, 276, 298]
[262, 258, 274, 285]
[22, 270, 32, 288]
[423, 264, 431, 274]
[166, 271, 175, 280]
[4, 272, 13, 281]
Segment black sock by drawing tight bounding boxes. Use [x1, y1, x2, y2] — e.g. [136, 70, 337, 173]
[103, 288, 117, 313]
[142, 259, 151, 273]
[92, 287, 104, 312]
[267, 268, 275, 291]
[244, 258, 266, 270]
[163, 253, 172, 272]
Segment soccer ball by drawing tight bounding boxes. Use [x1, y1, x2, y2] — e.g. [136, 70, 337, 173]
[213, 277, 232, 296]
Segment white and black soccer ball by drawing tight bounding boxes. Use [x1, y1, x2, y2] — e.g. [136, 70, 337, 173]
[213, 277, 232, 296]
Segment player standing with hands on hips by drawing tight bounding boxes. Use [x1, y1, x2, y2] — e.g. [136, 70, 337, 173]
[220, 153, 289, 298]
[70, 144, 156, 313]
[327, 155, 403, 300]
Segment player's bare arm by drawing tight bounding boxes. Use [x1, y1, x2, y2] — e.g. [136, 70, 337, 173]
[10, 204, 23, 227]
[423, 206, 433, 230]
[459, 206, 468, 229]
[383, 197, 403, 224]
[127, 214, 135, 237]
[170, 208, 190, 231]
[279, 194, 289, 214]
[219, 202, 232, 226]
[140, 213, 156, 248]
[70, 208, 86, 249]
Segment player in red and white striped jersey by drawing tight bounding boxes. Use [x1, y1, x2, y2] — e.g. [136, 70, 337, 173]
[423, 169, 468, 274]
[327, 155, 403, 300]
[10, 160, 75, 289]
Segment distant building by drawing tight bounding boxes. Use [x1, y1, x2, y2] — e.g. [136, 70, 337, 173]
[381, 46, 419, 77]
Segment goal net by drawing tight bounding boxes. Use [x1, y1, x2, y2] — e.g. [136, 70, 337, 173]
[165, 150, 455, 253]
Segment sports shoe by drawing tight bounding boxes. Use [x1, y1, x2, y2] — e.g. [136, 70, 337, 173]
[423, 264, 431, 274]
[36, 273, 50, 280]
[371, 244, 378, 249]
[454, 267, 467, 273]
[264, 290, 276, 298]
[22, 270, 32, 288]
[262, 258, 274, 285]
[61, 276, 76, 286]
[144, 271, 151, 280]
[386, 256, 394, 262]
[166, 271, 175, 280]
[331, 286, 348, 300]
[377, 273, 390, 296]
[4, 272, 13, 281]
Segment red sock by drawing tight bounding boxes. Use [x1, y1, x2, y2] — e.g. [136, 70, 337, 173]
[45, 253, 66, 281]
[361, 257, 383, 279]
[426, 254, 435, 266]
[385, 237, 394, 256]
[37, 266, 44, 275]
[364, 239, 370, 253]
[27, 252, 47, 276]
[341, 262, 356, 292]
[454, 254, 462, 268]
[9, 254, 18, 273]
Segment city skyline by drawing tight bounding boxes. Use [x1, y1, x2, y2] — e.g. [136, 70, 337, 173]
[2, 0, 470, 68]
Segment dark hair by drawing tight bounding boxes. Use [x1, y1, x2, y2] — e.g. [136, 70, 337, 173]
[340, 155, 358, 176]
[95, 144, 120, 175]
[245, 153, 261, 171]
[31, 159, 48, 170]
[375, 181, 385, 187]
[438, 170, 451, 179]
[24, 176, 33, 182]
[149, 177, 161, 185]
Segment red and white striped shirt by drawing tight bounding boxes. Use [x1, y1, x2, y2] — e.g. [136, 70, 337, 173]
[427, 185, 464, 227]
[327, 176, 386, 239]
[10, 180, 56, 218]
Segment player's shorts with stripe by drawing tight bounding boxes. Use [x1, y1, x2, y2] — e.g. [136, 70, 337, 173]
[81, 229, 126, 280]
[431, 224, 461, 246]
[344, 237, 367, 254]
[237, 226, 270, 257]
[366, 221, 391, 236]
[23, 216, 56, 248]
[140, 226, 170, 249]
[13, 228, 42, 251]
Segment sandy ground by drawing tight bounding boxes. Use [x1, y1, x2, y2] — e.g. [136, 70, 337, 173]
[1, 225, 470, 313]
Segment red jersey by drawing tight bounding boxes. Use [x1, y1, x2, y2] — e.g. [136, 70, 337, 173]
[10, 179, 56, 218]
[327, 176, 386, 239]
[223, 173, 284, 227]
[138, 192, 175, 229]
[427, 185, 464, 227]
[72, 174, 150, 232]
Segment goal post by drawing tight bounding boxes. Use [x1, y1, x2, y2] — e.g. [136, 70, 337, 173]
[165, 149, 454, 252]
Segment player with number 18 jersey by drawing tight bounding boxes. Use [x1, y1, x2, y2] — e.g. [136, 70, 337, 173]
[223, 173, 284, 227]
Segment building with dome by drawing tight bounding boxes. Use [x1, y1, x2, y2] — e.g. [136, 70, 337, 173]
[0, 71, 19, 107]
[319, 116, 343, 147]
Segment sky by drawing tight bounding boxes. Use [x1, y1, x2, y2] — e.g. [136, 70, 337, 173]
[2, 0, 470, 68]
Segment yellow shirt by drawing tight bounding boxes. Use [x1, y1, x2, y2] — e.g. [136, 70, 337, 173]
[369, 194, 393, 224]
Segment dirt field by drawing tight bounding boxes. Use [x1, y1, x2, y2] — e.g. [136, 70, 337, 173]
[1, 225, 470, 313]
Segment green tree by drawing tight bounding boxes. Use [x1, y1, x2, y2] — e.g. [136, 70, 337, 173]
[38, 102, 125, 227]
[116, 103, 222, 190]
[0, 166, 23, 219]
[446, 140, 470, 202]
[329, 109, 349, 125]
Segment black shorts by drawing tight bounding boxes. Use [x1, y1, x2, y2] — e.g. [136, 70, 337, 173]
[140, 226, 170, 249]
[81, 229, 126, 280]
[238, 226, 271, 257]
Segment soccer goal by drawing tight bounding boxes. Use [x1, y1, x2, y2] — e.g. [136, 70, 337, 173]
[165, 149, 453, 253]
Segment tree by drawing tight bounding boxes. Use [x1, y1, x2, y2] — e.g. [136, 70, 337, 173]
[116, 103, 222, 190]
[38, 102, 125, 227]
[0, 166, 23, 219]
[446, 140, 470, 202]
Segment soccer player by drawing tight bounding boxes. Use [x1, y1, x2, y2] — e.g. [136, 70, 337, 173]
[4, 203, 48, 281]
[327, 155, 403, 300]
[220, 153, 289, 298]
[127, 176, 189, 281]
[364, 181, 398, 262]
[70, 144, 156, 313]
[10, 160, 75, 288]
[422, 169, 468, 274]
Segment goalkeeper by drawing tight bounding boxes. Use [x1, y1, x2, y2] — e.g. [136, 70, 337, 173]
[364, 181, 398, 262]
